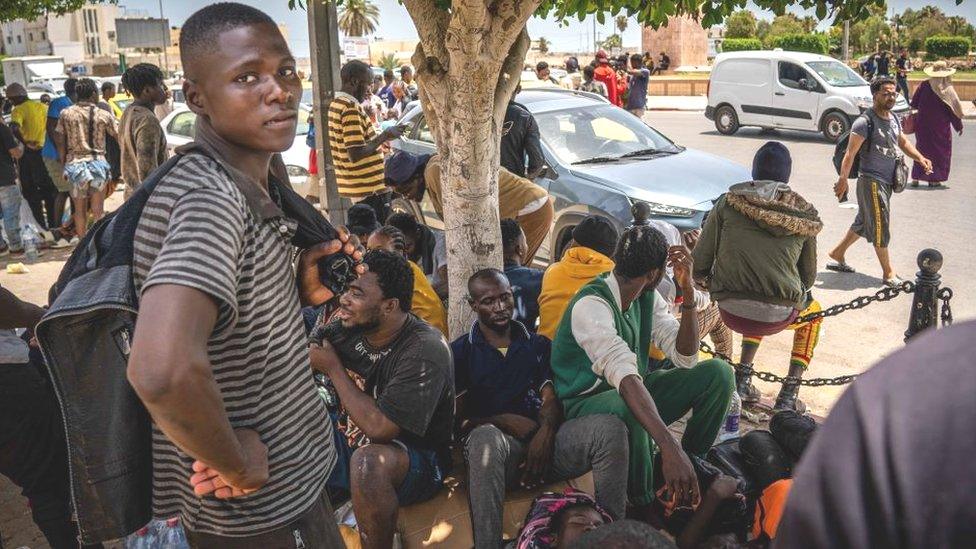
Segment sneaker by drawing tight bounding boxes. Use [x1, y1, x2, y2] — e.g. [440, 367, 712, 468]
[51, 238, 73, 249]
[69, 236, 80, 245]
[883, 276, 906, 288]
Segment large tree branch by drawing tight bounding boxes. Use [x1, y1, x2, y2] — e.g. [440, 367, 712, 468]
[493, 28, 530, 117]
[487, 0, 543, 52]
[402, 0, 450, 63]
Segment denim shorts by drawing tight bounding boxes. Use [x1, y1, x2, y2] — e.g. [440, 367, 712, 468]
[326, 412, 444, 506]
[64, 159, 111, 199]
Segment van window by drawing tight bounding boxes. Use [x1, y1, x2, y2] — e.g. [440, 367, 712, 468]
[778, 62, 814, 90]
[714, 59, 770, 83]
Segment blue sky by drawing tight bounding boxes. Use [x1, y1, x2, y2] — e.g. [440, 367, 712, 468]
[119, 0, 976, 57]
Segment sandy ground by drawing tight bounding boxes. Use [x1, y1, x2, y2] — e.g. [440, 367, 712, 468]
[3, 114, 973, 548]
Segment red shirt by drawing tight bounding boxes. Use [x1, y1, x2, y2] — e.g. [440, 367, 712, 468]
[594, 64, 620, 106]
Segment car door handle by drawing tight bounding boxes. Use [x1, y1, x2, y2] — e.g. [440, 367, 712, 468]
[774, 92, 785, 96]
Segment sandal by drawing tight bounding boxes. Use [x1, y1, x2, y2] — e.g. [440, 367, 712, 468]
[826, 261, 856, 273]
[928, 181, 944, 188]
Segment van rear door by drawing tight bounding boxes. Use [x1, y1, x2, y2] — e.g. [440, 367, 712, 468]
[717, 58, 772, 127]
[771, 61, 821, 130]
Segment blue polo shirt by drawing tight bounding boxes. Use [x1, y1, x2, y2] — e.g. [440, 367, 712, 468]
[504, 262, 543, 332]
[452, 321, 552, 420]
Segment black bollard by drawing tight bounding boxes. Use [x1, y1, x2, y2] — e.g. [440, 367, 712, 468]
[631, 201, 651, 227]
[904, 248, 943, 342]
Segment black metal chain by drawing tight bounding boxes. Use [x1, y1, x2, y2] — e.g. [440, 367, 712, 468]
[699, 281, 919, 388]
[792, 281, 915, 324]
[938, 287, 954, 327]
[699, 341, 860, 387]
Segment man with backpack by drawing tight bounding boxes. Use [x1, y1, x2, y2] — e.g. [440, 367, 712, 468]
[827, 76, 932, 287]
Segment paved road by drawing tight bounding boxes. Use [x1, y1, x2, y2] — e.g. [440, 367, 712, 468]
[646, 111, 975, 413]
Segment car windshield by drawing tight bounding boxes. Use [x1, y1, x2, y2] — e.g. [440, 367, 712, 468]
[806, 61, 866, 88]
[534, 105, 679, 165]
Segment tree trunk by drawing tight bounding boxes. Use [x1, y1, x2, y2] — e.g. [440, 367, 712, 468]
[405, 0, 539, 337]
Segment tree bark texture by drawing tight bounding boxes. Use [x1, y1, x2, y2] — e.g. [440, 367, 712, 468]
[404, 0, 540, 337]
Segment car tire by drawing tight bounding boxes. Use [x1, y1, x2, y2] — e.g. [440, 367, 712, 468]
[822, 112, 850, 143]
[715, 105, 739, 135]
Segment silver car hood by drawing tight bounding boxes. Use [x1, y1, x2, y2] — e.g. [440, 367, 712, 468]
[568, 148, 751, 210]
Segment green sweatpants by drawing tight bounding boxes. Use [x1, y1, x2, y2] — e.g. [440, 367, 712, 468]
[564, 358, 734, 506]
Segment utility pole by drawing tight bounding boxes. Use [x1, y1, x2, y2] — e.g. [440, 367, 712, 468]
[158, 0, 169, 75]
[307, 0, 348, 223]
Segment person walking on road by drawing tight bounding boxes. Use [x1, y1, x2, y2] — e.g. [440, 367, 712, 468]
[895, 49, 911, 100]
[624, 54, 651, 119]
[827, 77, 933, 287]
[909, 61, 964, 189]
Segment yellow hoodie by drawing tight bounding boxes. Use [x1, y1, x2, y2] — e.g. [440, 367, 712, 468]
[409, 260, 449, 337]
[537, 246, 615, 340]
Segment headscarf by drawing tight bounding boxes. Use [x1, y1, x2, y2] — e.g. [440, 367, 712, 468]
[929, 75, 964, 120]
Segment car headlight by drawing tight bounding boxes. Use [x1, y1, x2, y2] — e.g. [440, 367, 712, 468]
[631, 199, 696, 218]
[855, 97, 873, 109]
[286, 164, 309, 177]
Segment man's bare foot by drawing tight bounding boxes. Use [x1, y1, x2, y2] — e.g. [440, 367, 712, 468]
[828, 251, 845, 264]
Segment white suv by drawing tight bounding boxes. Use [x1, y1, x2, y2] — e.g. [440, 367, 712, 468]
[706, 50, 910, 142]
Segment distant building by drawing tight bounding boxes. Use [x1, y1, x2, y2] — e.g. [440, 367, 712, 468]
[0, 17, 52, 56]
[642, 15, 709, 70]
[48, 3, 120, 66]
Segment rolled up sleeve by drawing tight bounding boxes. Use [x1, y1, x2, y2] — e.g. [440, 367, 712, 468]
[651, 291, 698, 369]
[570, 296, 641, 389]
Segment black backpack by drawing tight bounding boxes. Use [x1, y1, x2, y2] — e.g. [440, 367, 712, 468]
[833, 112, 873, 177]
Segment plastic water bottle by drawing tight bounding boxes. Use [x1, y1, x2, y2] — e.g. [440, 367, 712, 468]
[123, 525, 156, 549]
[22, 225, 39, 263]
[718, 390, 741, 442]
[158, 517, 189, 548]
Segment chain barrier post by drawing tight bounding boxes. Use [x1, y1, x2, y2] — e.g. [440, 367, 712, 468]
[905, 249, 943, 342]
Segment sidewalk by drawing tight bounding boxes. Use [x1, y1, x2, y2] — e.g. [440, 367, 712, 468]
[647, 95, 707, 111]
[648, 95, 976, 119]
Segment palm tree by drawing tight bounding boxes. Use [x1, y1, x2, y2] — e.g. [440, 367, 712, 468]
[537, 36, 550, 54]
[338, 0, 380, 37]
[378, 52, 398, 71]
[615, 15, 629, 34]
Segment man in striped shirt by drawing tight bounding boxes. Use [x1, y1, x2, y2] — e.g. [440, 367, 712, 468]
[126, 4, 354, 545]
[328, 60, 405, 223]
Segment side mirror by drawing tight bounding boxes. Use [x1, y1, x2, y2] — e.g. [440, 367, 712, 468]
[798, 78, 810, 90]
[543, 165, 559, 180]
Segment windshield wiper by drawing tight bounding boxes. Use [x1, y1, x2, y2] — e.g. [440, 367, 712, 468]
[572, 156, 621, 165]
[618, 148, 666, 159]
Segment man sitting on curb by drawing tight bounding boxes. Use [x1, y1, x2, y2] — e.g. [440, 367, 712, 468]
[551, 225, 734, 516]
[311, 250, 455, 549]
[537, 215, 619, 340]
[385, 151, 554, 264]
[454, 269, 628, 548]
[501, 219, 544, 331]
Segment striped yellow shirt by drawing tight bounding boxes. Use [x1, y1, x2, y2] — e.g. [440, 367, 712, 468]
[327, 93, 385, 198]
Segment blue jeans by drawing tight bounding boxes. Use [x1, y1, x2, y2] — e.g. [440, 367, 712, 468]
[0, 185, 23, 250]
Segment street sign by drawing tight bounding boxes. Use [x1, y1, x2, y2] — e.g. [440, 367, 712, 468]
[343, 37, 370, 60]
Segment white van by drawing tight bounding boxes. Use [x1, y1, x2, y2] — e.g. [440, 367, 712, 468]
[705, 50, 910, 142]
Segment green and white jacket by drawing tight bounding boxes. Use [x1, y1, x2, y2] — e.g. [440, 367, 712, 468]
[550, 273, 698, 404]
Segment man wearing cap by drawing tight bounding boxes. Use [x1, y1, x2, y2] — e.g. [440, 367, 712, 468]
[537, 215, 619, 340]
[593, 51, 621, 107]
[385, 151, 554, 265]
[5, 83, 58, 229]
